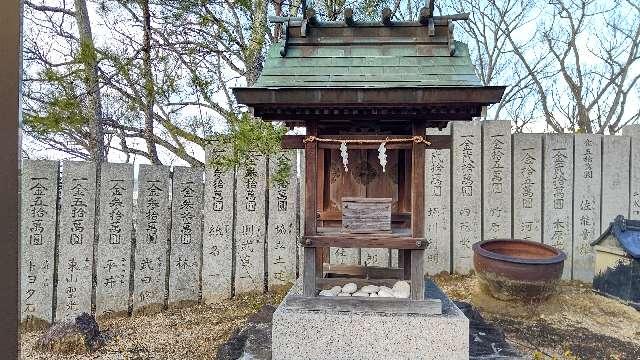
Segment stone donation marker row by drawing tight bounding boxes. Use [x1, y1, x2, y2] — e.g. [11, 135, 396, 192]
[20, 126, 640, 325]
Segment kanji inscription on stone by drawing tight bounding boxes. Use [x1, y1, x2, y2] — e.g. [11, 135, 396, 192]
[20, 160, 59, 324]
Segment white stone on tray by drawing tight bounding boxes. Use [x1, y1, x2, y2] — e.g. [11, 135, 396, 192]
[378, 286, 392, 293]
[360, 285, 380, 294]
[377, 289, 395, 298]
[342, 283, 357, 294]
[329, 286, 342, 295]
[352, 291, 369, 297]
[319, 290, 335, 297]
[392, 281, 410, 298]
[337, 292, 351, 297]
[369, 293, 379, 297]
[393, 288, 410, 298]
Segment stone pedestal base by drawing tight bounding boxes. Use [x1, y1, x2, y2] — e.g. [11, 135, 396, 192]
[272, 279, 469, 360]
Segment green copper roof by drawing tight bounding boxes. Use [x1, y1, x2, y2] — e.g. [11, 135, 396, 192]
[255, 40, 481, 88]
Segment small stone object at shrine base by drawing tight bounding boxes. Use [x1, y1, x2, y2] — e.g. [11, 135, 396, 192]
[361, 285, 380, 293]
[342, 283, 357, 294]
[329, 286, 342, 295]
[352, 291, 369, 297]
[337, 292, 351, 297]
[319, 290, 334, 296]
[392, 281, 411, 298]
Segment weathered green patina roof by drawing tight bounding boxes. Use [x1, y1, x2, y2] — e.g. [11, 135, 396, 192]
[256, 40, 481, 88]
[233, 16, 505, 122]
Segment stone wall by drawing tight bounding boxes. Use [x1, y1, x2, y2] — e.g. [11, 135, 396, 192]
[19, 123, 640, 324]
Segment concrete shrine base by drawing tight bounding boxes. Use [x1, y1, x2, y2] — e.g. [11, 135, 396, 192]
[272, 278, 469, 360]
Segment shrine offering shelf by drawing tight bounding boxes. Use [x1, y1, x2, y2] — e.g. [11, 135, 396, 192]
[283, 295, 443, 315]
[317, 277, 402, 289]
[303, 234, 426, 249]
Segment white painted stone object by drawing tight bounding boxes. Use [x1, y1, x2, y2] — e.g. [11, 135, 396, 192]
[337, 292, 351, 297]
[392, 281, 410, 298]
[342, 283, 357, 294]
[319, 290, 335, 297]
[352, 291, 369, 297]
[329, 286, 342, 295]
[20, 160, 59, 324]
[360, 285, 380, 294]
[377, 289, 395, 298]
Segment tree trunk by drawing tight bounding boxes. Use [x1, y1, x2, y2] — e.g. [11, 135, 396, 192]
[74, 0, 105, 162]
[244, 0, 267, 86]
[141, 0, 160, 164]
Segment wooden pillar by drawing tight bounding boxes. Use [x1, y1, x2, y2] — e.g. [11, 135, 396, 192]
[411, 119, 426, 300]
[303, 120, 318, 297]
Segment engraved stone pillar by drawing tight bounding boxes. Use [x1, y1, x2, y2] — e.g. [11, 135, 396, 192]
[234, 154, 267, 293]
[452, 121, 481, 274]
[513, 134, 542, 242]
[424, 124, 451, 274]
[482, 121, 512, 240]
[572, 134, 601, 282]
[20, 160, 59, 326]
[268, 151, 298, 287]
[96, 163, 134, 317]
[55, 161, 96, 321]
[543, 134, 573, 280]
[133, 164, 171, 313]
[202, 146, 234, 302]
[601, 135, 630, 225]
[168, 166, 204, 305]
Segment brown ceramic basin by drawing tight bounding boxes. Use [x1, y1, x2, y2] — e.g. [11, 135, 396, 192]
[472, 239, 566, 301]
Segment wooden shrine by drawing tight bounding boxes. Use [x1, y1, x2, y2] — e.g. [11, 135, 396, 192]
[233, 1, 505, 311]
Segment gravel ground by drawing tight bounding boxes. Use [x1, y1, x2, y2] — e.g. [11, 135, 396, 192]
[19, 276, 640, 359]
[19, 287, 289, 360]
[434, 273, 640, 359]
